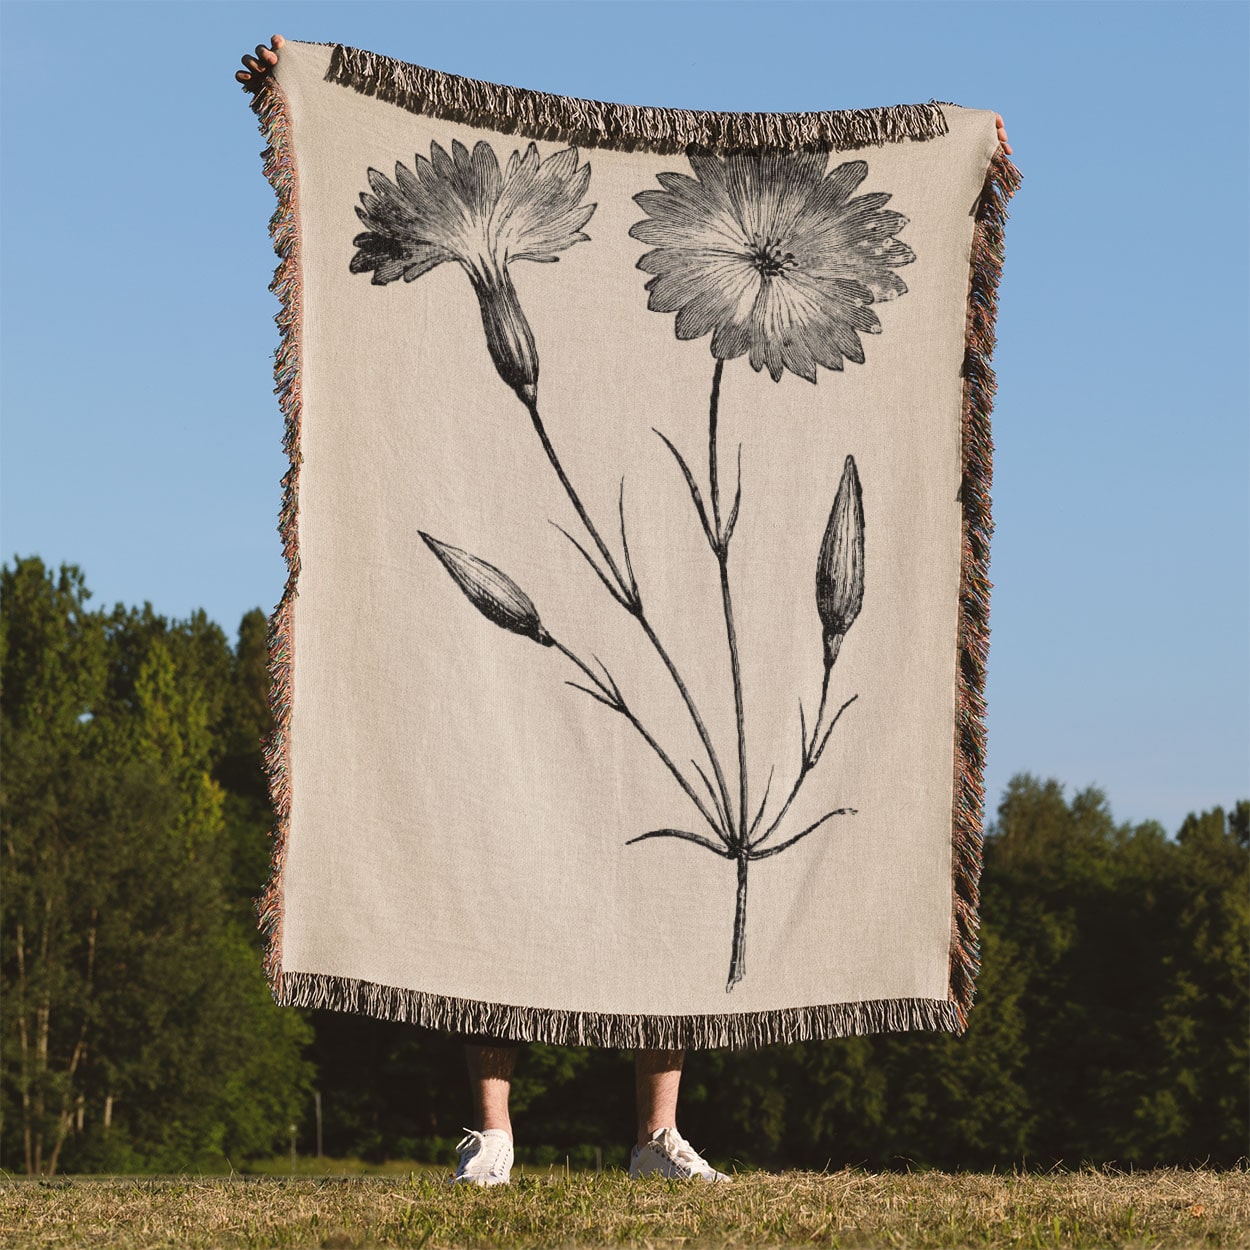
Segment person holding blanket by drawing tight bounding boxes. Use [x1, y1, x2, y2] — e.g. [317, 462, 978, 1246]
[236, 34, 1012, 1187]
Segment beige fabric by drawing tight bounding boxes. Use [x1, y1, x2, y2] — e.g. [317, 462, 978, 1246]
[260, 40, 1004, 1043]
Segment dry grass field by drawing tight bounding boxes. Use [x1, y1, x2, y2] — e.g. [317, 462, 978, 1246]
[1, 1165, 1248, 1249]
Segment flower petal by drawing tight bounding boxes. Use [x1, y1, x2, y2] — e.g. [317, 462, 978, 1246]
[671, 261, 760, 340]
[630, 170, 746, 252]
[745, 278, 811, 382]
[351, 151, 483, 278]
[349, 231, 453, 285]
[468, 141, 503, 219]
[629, 210, 744, 252]
[710, 315, 752, 364]
[494, 145, 596, 265]
[640, 248, 752, 308]
[723, 149, 826, 245]
[788, 160, 869, 242]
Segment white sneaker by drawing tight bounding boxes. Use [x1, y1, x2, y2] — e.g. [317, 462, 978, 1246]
[452, 1127, 513, 1186]
[629, 1127, 730, 1180]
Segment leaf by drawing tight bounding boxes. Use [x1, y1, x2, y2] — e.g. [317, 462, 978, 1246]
[618, 478, 639, 600]
[549, 520, 628, 609]
[722, 443, 743, 545]
[653, 428, 715, 550]
[624, 828, 732, 857]
[749, 807, 857, 860]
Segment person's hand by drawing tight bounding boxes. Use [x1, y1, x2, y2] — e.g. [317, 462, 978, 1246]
[236, 34, 284, 90]
[995, 113, 1013, 156]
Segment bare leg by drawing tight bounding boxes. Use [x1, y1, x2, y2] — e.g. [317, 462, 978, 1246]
[635, 1048, 685, 1147]
[464, 1044, 517, 1139]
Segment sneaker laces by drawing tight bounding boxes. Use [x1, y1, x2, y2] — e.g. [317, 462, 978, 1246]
[658, 1127, 711, 1176]
[455, 1127, 509, 1176]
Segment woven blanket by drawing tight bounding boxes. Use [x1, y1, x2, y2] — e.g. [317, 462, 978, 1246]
[248, 40, 1021, 1048]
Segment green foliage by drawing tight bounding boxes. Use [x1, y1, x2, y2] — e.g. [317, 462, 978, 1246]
[216, 608, 280, 925]
[978, 778, 1249, 1166]
[0, 557, 311, 1174]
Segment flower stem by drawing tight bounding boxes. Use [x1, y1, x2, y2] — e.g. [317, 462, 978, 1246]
[708, 359, 749, 850]
[524, 398, 628, 599]
[521, 395, 736, 834]
[726, 853, 749, 991]
[709, 360, 752, 991]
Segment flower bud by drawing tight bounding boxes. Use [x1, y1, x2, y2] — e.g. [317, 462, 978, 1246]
[419, 532, 553, 647]
[815, 454, 865, 667]
[472, 263, 539, 406]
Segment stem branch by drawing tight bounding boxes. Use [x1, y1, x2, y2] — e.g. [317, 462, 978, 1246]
[525, 395, 736, 833]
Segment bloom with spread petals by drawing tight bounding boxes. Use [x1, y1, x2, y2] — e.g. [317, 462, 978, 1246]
[351, 140, 595, 404]
[629, 150, 915, 383]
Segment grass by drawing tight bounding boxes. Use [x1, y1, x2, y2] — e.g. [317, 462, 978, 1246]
[246, 1157, 453, 1179]
[2, 1165, 1248, 1249]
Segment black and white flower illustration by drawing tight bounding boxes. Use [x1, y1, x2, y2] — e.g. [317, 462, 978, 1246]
[630, 150, 915, 382]
[351, 139, 595, 403]
[351, 138, 915, 991]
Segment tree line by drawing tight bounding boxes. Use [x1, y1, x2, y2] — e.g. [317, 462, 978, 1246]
[2, 556, 1245, 1174]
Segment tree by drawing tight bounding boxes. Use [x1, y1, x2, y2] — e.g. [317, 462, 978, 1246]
[1145, 803, 1249, 1162]
[1, 557, 110, 1173]
[215, 607, 279, 927]
[0, 557, 312, 1173]
[979, 776, 1248, 1166]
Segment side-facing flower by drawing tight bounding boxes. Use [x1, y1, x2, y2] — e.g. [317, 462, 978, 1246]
[351, 140, 595, 404]
[630, 150, 915, 383]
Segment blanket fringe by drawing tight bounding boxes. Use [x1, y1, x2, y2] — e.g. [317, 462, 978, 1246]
[249, 75, 303, 1004]
[949, 148, 1023, 1029]
[280, 969, 962, 1049]
[323, 42, 950, 153]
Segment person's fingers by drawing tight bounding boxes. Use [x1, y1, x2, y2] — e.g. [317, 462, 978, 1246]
[993, 113, 1012, 155]
[237, 37, 284, 89]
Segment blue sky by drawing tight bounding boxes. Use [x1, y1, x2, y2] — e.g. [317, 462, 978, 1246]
[2, 1, 1246, 834]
